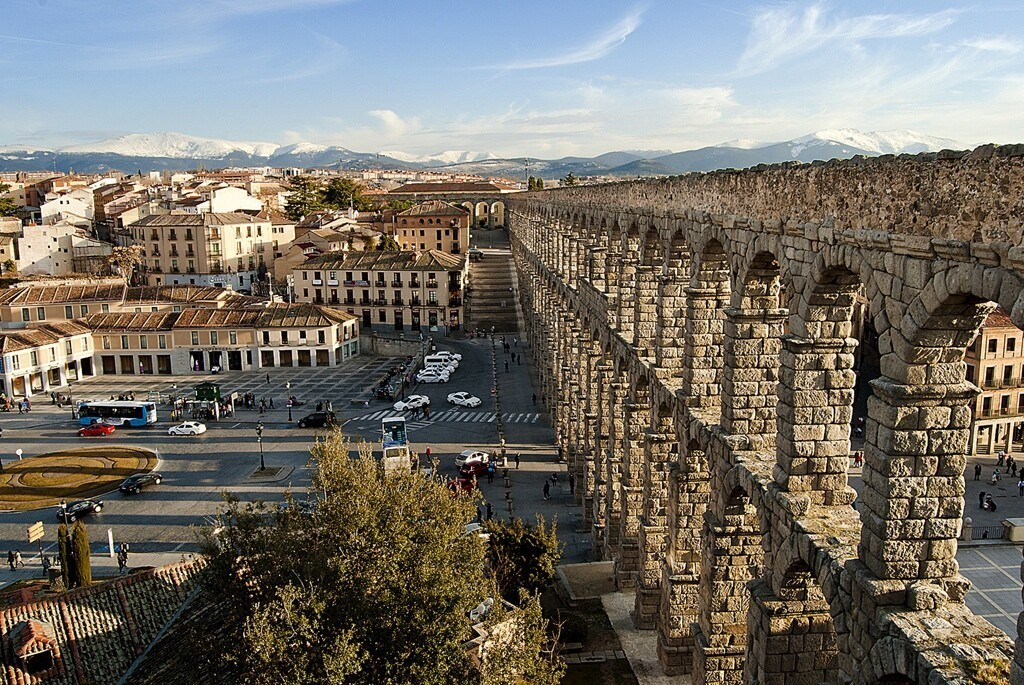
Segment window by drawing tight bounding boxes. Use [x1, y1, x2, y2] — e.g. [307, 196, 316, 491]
[101, 304, 110, 314]
[30, 350, 38, 365]
[10, 354, 19, 370]
[65, 305, 73, 319]
[80, 304, 88, 316]
[229, 331, 237, 345]
[158, 334, 167, 349]
[989, 339, 999, 354]
[20, 308, 29, 322]
[102, 335, 110, 350]
[317, 330, 325, 344]
[65, 340, 72, 354]
[191, 331, 200, 345]
[1009, 337, 1017, 353]
[81, 338, 88, 351]
[120, 335, 129, 349]
[299, 330, 307, 340]
[281, 331, 289, 343]
[36, 307, 45, 320]
[378, 309, 386, 323]
[48, 347, 55, 361]
[173, 305, 182, 313]
[210, 331, 219, 345]
[140, 335, 148, 349]
[262, 331, 270, 344]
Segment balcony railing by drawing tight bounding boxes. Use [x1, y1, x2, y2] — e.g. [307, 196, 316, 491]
[391, 280, 403, 287]
[169, 232, 178, 240]
[410, 279, 421, 288]
[344, 297, 355, 305]
[375, 281, 386, 288]
[187, 267, 196, 274]
[449, 297, 462, 307]
[374, 297, 387, 305]
[981, 377, 1024, 389]
[312, 279, 323, 285]
[426, 280, 438, 288]
[977, 406, 1024, 419]
[392, 298, 404, 306]
[360, 297, 371, 305]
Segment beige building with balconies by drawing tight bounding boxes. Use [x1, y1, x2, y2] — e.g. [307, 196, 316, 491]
[394, 200, 469, 254]
[967, 307, 1024, 455]
[127, 213, 283, 290]
[292, 250, 467, 333]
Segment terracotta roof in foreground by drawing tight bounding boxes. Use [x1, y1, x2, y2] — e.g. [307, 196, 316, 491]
[303, 249, 464, 271]
[984, 306, 1019, 330]
[259, 303, 357, 328]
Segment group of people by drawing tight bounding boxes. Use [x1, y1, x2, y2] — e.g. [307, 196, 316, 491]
[117, 543, 131, 574]
[0, 393, 33, 413]
[6, 550, 24, 571]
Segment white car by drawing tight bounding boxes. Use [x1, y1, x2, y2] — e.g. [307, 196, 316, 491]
[455, 449, 491, 467]
[425, 360, 458, 374]
[394, 395, 431, 411]
[424, 354, 459, 369]
[447, 392, 481, 407]
[416, 368, 450, 383]
[167, 421, 207, 436]
[432, 351, 463, 362]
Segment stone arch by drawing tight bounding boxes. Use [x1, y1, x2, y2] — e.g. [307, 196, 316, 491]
[632, 224, 664, 357]
[489, 201, 505, 227]
[473, 201, 489, 226]
[682, 238, 731, 414]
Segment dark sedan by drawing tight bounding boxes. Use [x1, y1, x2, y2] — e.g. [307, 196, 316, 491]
[297, 411, 336, 428]
[55, 499, 104, 522]
[119, 472, 163, 495]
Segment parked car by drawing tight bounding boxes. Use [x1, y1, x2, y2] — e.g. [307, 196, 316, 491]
[468, 248, 484, 261]
[415, 368, 450, 384]
[447, 392, 481, 407]
[424, 354, 459, 368]
[431, 350, 463, 362]
[167, 421, 207, 436]
[394, 395, 431, 411]
[447, 476, 475, 494]
[55, 499, 104, 522]
[456, 449, 492, 475]
[297, 411, 336, 428]
[78, 423, 116, 437]
[119, 472, 163, 495]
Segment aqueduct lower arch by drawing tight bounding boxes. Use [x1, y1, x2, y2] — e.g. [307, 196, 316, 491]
[509, 146, 1024, 684]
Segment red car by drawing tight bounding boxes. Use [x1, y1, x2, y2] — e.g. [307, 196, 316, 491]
[447, 476, 476, 494]
[78, 423, 116, 437]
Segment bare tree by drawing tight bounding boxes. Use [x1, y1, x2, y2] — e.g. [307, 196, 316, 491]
[107, 245, 144, 285]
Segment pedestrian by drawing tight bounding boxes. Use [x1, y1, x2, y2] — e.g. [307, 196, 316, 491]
[476, 506, 483, 523]
[1019, 479, 1024, 497]
[974, 463, 982, 481]
[532, 393, 536, 405]
[486, 502, 493, 520]
[50, 391, 56, 405]
[17, 402, 22, 415]
[517, 355, 521, 366]
[513, 337, 518, 347]
[504, 360, 509, 373]
[543, 481, 550, 500]
[269, 397, 274, 410]
[992, 469, 1001, 484]
[998, 450, 1006, 466]
[6, 550, 13, 571]
[426, 446, 431, 460]
[515, 452, 521, 469]
[14, 550, 23, 568]
[266, 373, 270, 384]
[117, 549, 127, 574]
[569, 473, 575, 495]
[487, 468, 494, 485]
[980, 490, 987, 508]
[424, 405, 430, 419]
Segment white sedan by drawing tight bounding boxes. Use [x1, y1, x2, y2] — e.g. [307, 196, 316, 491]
[447, 392, 482, 407]
[433, 351, 463, 362]
[415, 368, 450, 383]
[394, 395, 431, 411]
[167, 421, 207, 436]
[455, 449, 491, 467]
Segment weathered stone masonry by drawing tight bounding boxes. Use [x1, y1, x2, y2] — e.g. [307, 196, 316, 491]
[511, 146, 1024, 684]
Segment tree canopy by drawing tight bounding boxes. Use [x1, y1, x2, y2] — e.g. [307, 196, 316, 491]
[284, 176, 326, 221]
[0, 184, 20, 217]
[561, 172, 579, 187]
[107, 245, 144, 285]
[378, 235, 401, 251]
[193, 434, 561, 684]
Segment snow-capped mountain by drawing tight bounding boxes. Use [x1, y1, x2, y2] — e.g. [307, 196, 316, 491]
[381, 150, 495, 166]
[714, 138, 767, 150]
[58, 132, 279, 159]
[789, 129, 962, 157]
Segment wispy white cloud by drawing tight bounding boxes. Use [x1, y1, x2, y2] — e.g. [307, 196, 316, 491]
[957, 36, 1022, 54]
[737, 3, 958, 75]
[492, 7, 644, 70]
[369, 110, 420, 138]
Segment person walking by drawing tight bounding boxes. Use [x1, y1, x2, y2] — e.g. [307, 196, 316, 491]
[14, 550, 23, 568]
[266, 373, 271, 384]
[117, 549, 128, 574]
[531, 394, 536, 405]
[504, 360, 509, 373]
[979, 490, 987, 508]
[1018, 478, 1024, 497]
[486, 502, 493, 520]
[974, 463, 983, 481]
[6, 550, 14, 571]
[514, 452, 521, 469]
[543, 481, 550, 500]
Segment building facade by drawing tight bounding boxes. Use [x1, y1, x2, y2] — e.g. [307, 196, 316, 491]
[394, 200, 470, 254]
[292, 250, 467, 333]
[967, 307, 1024, 455]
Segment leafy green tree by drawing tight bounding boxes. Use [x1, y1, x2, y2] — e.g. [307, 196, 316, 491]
[193, 433, 559, 684]
[361, 235, 377, 251]
[536, 176, 544, 189]
[527, 176, 537, 191]
[0, 183, 19, 217]
[378, 235, 401, 251]
[480, 594, 563, 685]
[285, 176, 326, 220]
[323, 177, 372, 212]
[561, 172, 579, 187]
[484, 516, 561, 601]
[71, 520, 92, 586]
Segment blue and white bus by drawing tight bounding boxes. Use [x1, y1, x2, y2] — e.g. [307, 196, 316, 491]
[78, 401, 158, 427]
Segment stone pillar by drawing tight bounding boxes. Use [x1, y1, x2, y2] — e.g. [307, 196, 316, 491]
[693, 492, 762, 684]
[682, 287, 726, 412]
[859, 377, 976, 583]
[633, 417, 675, 630]
[655, 269, 687, 379]
[745, 576, 839, 685]
[775, 335, 859, 506]
[616, 255, 638, 344]
[603, 380, 626, 561]
[633, 264, 659, 358]
[588, 245, 606, 292]
[592, 361, 613, 554]
[721, 307, 786, 452]
[658, 442, 708, 675]
[615, 391, 650, 588]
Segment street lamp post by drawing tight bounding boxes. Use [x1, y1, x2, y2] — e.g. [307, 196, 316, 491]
[256, 421, 265, 471]
[59, 499, 69, 526]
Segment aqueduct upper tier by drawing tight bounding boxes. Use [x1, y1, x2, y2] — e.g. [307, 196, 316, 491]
[508, 146, 1024, 684]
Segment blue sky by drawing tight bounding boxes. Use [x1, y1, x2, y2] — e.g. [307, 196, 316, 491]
[2, 0, 1022, 157]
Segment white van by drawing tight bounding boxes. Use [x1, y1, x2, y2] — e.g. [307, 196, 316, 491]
[424, 354, 458, 369]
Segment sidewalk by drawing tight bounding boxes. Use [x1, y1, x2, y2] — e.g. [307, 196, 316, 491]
[0, 548, 197, 590]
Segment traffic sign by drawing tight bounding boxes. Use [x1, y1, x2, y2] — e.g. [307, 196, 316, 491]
[27, 521, 44, 543]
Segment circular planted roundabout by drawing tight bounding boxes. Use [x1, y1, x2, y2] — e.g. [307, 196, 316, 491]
[0, 447, 158, 511]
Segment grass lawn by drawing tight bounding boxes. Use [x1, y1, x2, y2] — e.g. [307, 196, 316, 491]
[0, 447, 157, 510]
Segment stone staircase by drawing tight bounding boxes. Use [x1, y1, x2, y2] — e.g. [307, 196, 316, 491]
[466, 232, 520, 334]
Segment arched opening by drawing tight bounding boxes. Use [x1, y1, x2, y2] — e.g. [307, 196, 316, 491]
[474, 201, 488, 227]
[489, 201, 505, 228]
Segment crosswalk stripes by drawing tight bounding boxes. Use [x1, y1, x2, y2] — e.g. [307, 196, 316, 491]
[348, 410, 542, 424]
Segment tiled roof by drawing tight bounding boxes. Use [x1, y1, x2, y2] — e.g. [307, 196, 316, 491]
[259, 303, 357, 328]
[303, 249, 464, 271]
[0, 283, 125, 305]
[398, 200, 468, 217]
[132, 213, 267, 227]
[0, 561, 203, 685]
[985, 306, 1018, 330]
[0, 322, 90, 353]
[173, 308, 262, 328]
[123, 286, 235, 305]
[84, 312, 178, 332]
